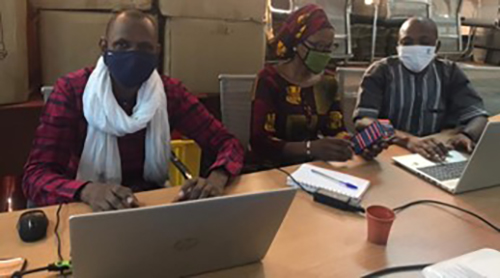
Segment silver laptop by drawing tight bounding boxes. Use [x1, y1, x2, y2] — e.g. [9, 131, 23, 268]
[393, 122, 500, 194]
[69, 188, 296, 278]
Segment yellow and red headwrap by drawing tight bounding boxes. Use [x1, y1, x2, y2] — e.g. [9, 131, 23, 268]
[274, 4, 333, 59]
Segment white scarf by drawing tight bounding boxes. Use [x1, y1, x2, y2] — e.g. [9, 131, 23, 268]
[77, 57, 170, 186]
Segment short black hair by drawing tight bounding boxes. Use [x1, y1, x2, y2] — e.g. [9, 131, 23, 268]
[105, 8, 157, 37]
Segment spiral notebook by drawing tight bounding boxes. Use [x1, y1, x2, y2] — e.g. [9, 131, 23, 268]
[286, 164, 370, 200]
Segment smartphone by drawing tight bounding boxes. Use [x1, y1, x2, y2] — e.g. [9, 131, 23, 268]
[351, 120, 395, 155]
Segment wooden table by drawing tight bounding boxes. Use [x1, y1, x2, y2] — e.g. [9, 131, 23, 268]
[1, 140, 500, 277]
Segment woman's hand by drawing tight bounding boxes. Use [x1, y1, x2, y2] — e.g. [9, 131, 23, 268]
[310, 138, 354, 162]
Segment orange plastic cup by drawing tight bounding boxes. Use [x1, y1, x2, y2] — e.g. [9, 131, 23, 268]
[366, 205, 395, 245]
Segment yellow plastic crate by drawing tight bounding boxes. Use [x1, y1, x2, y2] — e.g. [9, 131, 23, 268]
[169, 140, 201, 186]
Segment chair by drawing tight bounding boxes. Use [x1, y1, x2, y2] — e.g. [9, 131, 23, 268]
[363, 0, 464, 60]
[290, 0, 354, 59]
[336, 67, 368, 133]
[218, 74, 257, 152]
[0, 176, 24, 212]
[387, 0, 463, 54]
[169, 140, 201, 186]
[40, 86, 53, 102]
[430, 0, 464, 55]
[461, 0, 499, 28]
[387, 0, 431, 18]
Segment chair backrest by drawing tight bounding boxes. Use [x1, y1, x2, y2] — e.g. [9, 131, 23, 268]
[461, 0, 499, 27]
[432, 0, 463, 54]
[387, 0, 431, 19]
[387, 0, 463, 54]
[41, 86, 54, 103]
[336, 67, 367, 133]
[219, 74, 257, 151]
[292, 0, 353, 59]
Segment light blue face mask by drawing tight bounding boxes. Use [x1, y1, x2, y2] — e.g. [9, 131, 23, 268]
[397, 45, 436, 73]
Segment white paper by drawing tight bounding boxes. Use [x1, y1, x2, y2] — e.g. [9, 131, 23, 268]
[423, 249, 500, 278]
[287, 164, 370, 200]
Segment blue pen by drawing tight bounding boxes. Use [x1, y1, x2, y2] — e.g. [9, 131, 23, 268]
[310, 169, 358, 190]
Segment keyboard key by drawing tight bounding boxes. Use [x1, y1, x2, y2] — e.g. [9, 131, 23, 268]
[417, 161, 468, 182]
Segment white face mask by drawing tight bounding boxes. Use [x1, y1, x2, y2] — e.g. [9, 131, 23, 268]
[397, 45, 436, 73]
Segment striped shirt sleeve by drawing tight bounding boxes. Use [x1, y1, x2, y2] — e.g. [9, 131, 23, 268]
[353, 61, 387, 121]
[447, 64, 489, 124]
[165, 78, 244, 177]
[22, 77, 88, 206]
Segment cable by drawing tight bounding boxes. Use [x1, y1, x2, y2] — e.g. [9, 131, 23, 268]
[12, 204, 70, 278]
[362, 200, 498, 277]
[55, 203, 64, 262]
[361, 263, 432, 278]
[274, 170, 498, 274]
[276, 167, 500, 232]
[276, 167, 366, 213]
[12, 266, 51, 278]
[12, 261, 72, 278]
[393, 200, 500, 233]
[275, 167, 314, 195]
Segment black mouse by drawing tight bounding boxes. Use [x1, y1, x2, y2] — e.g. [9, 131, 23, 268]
[17, 210, 48, 242]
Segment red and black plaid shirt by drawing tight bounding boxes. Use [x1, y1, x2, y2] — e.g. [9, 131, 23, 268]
[23, 68, 244, 206]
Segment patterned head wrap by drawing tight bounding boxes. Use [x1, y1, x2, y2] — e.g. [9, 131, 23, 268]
[274, 4, 333, 59]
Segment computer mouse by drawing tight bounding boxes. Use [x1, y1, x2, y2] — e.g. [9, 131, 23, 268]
[17, 210, 48, 242]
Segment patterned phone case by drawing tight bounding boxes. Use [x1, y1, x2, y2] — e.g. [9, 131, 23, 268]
[351, 120, 395, 154]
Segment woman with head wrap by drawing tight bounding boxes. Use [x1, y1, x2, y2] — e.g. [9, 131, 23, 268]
[250, 4, 353, 167]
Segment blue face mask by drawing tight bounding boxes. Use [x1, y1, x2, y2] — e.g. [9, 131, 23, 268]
[103, 50, 158, 88]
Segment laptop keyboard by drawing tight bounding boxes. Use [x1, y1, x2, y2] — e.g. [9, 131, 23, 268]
[417, 161, 468, 182]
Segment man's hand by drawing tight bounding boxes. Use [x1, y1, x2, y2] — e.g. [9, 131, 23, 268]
[360, 140, 389, 161]
[79, 183, 139, 212]
[448, 133, 475, 153]
[175, 170, 229, 202]
[310, 138, 354, 162]
[406, 137, 450, 162]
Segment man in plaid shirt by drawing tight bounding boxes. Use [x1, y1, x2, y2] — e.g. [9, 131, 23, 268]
[23, 9, 244, 211]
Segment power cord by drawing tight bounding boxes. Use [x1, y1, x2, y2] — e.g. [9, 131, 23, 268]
[276, 165, 500, 277]
[276, 165, 500, 231]
[11, 262, 71, 278]
[275, 167, 315, 195]
[393, 200, 500, 233]
[12, 203, 71, 278]
[55, 203, 64, 262]
[276, 167, 365, 213]
[362, 200, 500, 277]
[361, 263, 432, 278]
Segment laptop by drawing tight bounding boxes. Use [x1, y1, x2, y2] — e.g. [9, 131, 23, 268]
[69, 188, 297, 278]
[393, 122, 500, 194]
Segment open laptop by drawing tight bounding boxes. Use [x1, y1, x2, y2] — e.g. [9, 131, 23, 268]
[393, 122, 500, 194]
[69, 188, 296, 278]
